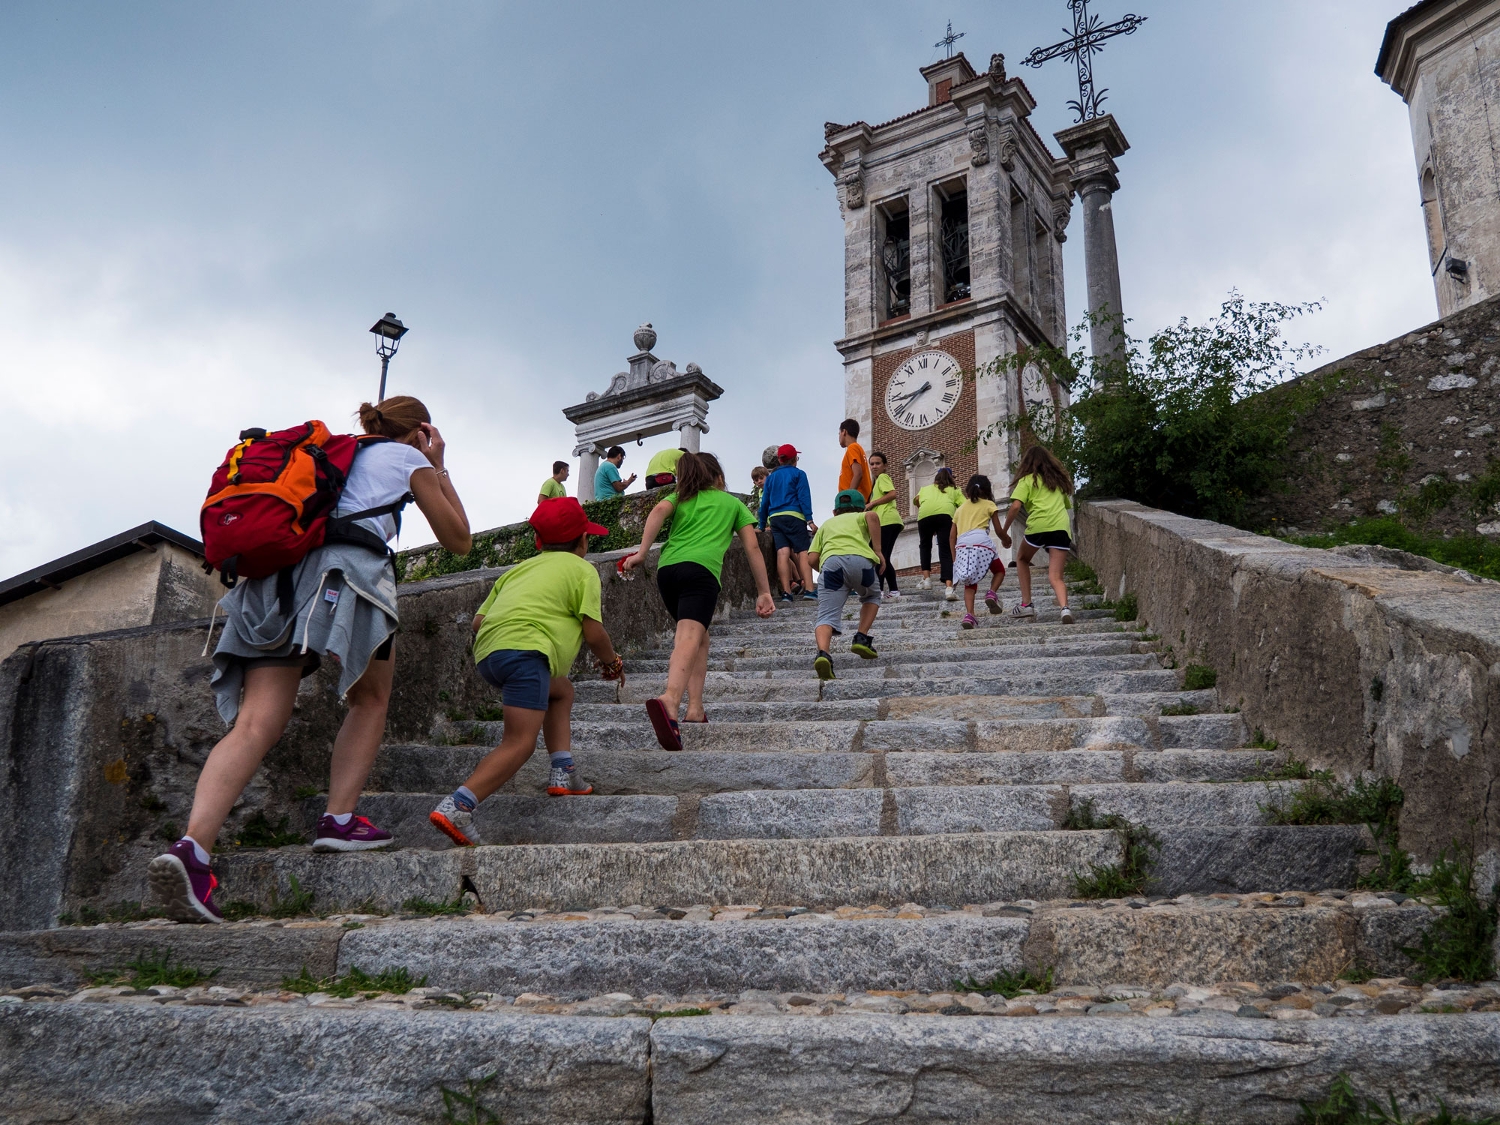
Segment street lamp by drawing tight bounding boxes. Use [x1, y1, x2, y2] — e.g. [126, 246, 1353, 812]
[369, 312, 408, 402]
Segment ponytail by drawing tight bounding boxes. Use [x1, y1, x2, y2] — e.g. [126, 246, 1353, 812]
[965, 474, 994, 503]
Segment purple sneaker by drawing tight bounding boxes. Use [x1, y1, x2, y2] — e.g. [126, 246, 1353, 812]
[312, 814, 393, 852]
[148, 840, 224, 923]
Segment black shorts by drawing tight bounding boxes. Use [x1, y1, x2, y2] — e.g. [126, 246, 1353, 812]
[656, 561, 720, 627]
[769, 514, 812, 553]
[1024, 529, 1073, 552]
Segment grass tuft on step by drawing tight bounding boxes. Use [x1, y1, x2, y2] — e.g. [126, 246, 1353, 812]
[282, 964, 427, 998]
[953, 966, 1054, 998]
[59, 900, 164, 926]
[1113, 592, 1139, 622]
[85, 948, 219, 989]
[1297, 1072, 1499, 1124]
[402, 894, 472, 917]
[230, 811, 306, 849]
[1245, 756, 1332, 782]
[1182, 663, 1217, 691]
[1063, 798, 1161, 898]
[440, 1071, 502, 1125]
[1401, 842, 1499, 984]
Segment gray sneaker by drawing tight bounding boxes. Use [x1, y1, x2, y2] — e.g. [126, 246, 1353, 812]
[1010, 602, 1037, 619]
[429, 795, 483, 847]
[547, 767, 594, 796]
[1059, 607, 1075, 624]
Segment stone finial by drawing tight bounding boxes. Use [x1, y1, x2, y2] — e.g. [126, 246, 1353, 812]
[685, 362, 702, 375]
[989, 53, 1006, 79]
[824, 121, 848, 140]
[634, 323, 657, 352]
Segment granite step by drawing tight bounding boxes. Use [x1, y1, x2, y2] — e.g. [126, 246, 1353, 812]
[621, 638, 1147, 673]
[210, 825, 1367, 914]
[370, 744, 1285, 794]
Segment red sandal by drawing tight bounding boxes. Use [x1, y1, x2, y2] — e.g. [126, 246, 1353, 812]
[644, 698, 683, 751]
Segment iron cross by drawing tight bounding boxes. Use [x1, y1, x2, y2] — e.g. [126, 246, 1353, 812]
[1022, 0, 1146, 123]
[934, 20, 965, 59]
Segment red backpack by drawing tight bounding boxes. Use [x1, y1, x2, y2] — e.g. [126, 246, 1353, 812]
[200, 421, 409, 588]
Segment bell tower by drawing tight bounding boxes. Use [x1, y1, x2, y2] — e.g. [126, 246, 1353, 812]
[820, 51, 1073, 563]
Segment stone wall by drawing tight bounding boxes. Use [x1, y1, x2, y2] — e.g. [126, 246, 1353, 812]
[1077, 499, 1500, 877]
[0, 538, 768, 931]
[1248, 293, 1500, 536]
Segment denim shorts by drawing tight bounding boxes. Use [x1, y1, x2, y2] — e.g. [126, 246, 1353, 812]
[475, 649, 551, 711]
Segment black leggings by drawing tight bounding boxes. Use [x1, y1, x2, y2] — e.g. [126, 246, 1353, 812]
[918, 515, 954, 582]
[878, 523, 902, 591]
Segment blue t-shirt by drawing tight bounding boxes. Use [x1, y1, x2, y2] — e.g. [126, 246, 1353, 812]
[594, 460, 623, 497]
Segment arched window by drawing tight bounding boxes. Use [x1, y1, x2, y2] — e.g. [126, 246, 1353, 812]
[1420, 166, 1444, 270]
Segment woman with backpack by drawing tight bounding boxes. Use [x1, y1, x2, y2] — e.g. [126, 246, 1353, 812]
[149, 396, 472, 922]
[621, 451, 775, 751]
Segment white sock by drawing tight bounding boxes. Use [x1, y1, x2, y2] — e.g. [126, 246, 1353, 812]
[183, 835, 210, 865]
[331, 812, 353, 826]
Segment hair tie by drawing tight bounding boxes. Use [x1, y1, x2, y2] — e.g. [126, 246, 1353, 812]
[373, 409, 385, 423]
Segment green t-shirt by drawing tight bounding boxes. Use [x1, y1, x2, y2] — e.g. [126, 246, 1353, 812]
[809, 511, 878, 564]
[658, 489, 756, 583]
[1010, 473, 1073, 535]
[871, 473, 902, 527]
[646, 448, 684, 477]
[539, 477, 566, 499]
[916, 484, 962, 520]
[473, 551, 602, 677]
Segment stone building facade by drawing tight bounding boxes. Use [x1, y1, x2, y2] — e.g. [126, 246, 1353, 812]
[1247, 293, 1500, 537]
[1378, 0, 1500, 317]
[820, 52, 1073, 564]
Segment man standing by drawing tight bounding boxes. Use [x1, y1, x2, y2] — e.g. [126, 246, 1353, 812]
[758, 444, 818, 603]
[538, 461, 570, 503]
[838, 419, 870, 499]
[594, 446, 636, 498]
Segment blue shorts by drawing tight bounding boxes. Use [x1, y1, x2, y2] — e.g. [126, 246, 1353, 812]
[769, 514, 812, 553]
[475, 649, 551, 711]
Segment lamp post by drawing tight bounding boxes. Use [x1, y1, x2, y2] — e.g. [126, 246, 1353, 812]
[369, 312, 408, 402]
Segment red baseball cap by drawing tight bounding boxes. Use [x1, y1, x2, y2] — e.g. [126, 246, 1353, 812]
[530, 498, 609, 547]
[777, 444, 800, 460]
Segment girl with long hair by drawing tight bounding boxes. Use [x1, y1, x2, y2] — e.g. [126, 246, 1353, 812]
[150, 396, 471, 922]
[914, 466, 962, 599]
[622, 451, 774, 751]
[1000, 444, 1076, 623]
[948, 474, 1012, 629]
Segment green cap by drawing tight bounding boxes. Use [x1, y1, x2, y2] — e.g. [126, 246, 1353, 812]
[834, 489, 866, 512]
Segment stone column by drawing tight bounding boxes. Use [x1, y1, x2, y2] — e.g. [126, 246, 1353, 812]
[1054, 115, 1130, 367]
[575, 443, 601, 502]
[677, 421, 706, 454]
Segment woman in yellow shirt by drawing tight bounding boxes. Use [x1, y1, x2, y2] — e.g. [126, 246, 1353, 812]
[948, 475, 1012, 629]
[914, 467, 962, 600]
[865, 452, 905, 600]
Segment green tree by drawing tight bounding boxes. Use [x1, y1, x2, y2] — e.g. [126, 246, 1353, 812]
[977, 292, 1327, 527]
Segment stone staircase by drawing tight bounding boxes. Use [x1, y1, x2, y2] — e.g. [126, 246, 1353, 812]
[5, 578, 1499, 1123]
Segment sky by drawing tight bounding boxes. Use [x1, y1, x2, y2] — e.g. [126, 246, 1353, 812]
[0, 1, 1435, 576]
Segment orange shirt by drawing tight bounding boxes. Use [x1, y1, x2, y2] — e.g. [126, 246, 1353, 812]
[839, 441, 871, 498]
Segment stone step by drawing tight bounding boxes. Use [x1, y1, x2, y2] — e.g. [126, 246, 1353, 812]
[3, 891, 1435, 994]
[478, 688, 1222, 729]
[211, 825, 1366, 914]
[370, 744, 1285, 795]
[314, 782, 1300, 848]
[622, 638, 1146, 674]
[427, 713, 1243, 756]
[573, 667, 1183, 704]
[714, 627, 1141, 657]
[705, 612, 1124, 640]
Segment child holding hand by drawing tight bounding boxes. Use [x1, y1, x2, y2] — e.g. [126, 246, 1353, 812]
[949, 474, 1012, 630]
[429, 498, 623, 847]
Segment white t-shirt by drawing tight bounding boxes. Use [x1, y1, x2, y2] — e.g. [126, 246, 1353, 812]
[337, 441, 432, 542]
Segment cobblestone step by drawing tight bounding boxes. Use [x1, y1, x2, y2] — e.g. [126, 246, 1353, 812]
[211, 825, 1366, 915]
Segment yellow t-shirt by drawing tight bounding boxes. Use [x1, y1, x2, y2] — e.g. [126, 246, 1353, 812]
[954, 498, 998, 536]
[1010, 474, 1073, 535]
[473, 551, 602, 677]
[646, 448, 684, 478]
[871, 473, 902, 527]
[539, 477, 566, 499]
[809, 511, 879, 564]
[916, 484, 962, 520]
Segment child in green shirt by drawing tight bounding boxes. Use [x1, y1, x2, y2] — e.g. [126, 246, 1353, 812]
[537, 460, 569, 503]
[622, 451, 775, 751]
[999, 444, 1077, 624]
[808, 489, 886, 680]
[429, 497, 624, 847]
[865, 452, 905, 599]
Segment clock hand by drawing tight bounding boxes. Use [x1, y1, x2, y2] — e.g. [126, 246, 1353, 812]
[892, 381, 933, 406]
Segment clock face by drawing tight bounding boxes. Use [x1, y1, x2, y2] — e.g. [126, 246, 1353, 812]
[885, 350, 963, 431]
